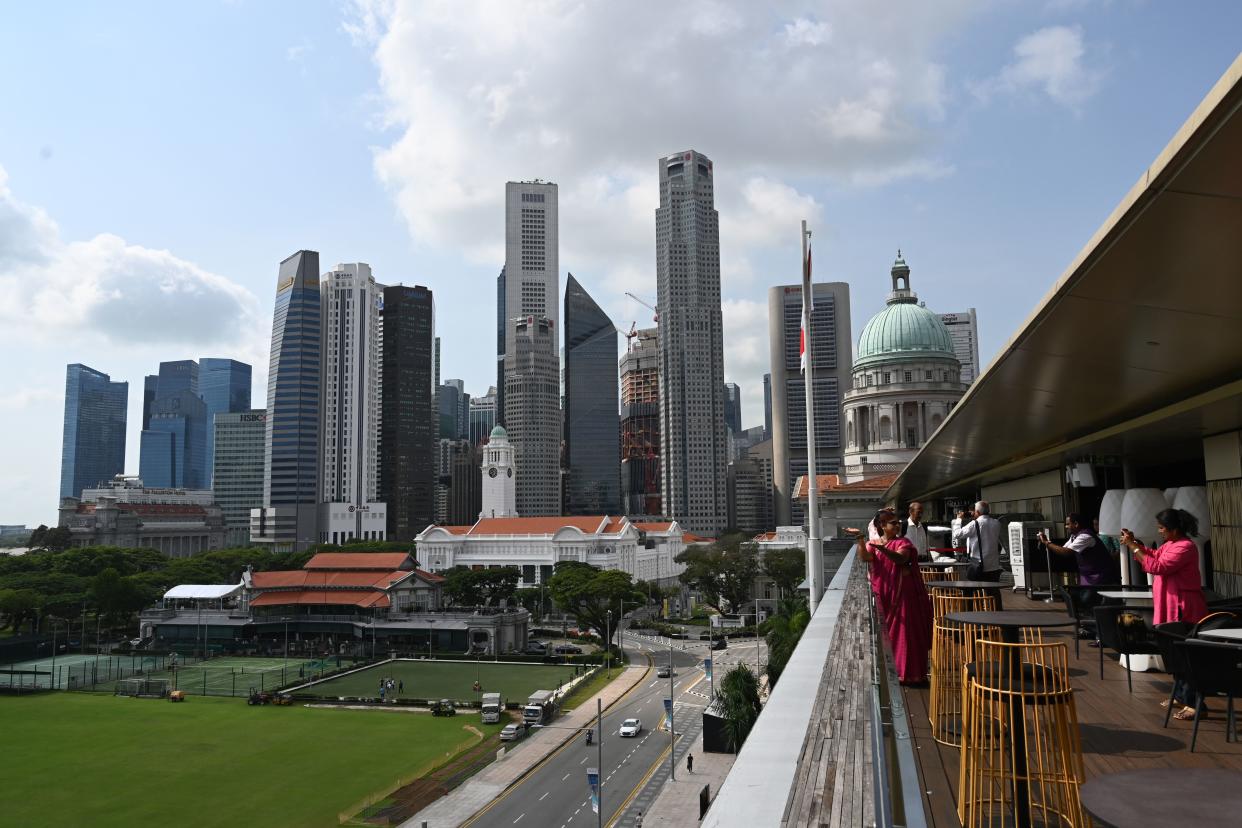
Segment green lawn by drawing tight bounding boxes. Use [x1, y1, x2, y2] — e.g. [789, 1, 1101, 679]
[0, 693, 501, 827]
[301, 659, 582, 705]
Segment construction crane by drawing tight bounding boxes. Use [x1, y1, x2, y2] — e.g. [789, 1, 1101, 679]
[619, 321, 639, 351]
[625, 292, 659, 324]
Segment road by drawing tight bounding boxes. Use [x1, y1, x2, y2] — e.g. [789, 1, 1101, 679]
[466, 634, 758, 828]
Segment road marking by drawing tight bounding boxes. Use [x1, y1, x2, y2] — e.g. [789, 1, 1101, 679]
[562, 772, 571, 781]
[580, 756, 587, 764]
[514, 815, 524, 824]
[539, 792, 549, 801]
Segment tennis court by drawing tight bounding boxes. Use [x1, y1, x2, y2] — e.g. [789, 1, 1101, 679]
[296, 658, 584, 704]
[0, 653, 346, 696]
[0, 653, 174, 691]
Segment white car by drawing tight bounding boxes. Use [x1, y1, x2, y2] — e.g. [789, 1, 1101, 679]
[499, 723, 525, 741]
[619, 718, 643, 737]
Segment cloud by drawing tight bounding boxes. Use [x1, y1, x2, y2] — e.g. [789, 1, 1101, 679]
[351, 0, 978, 428]
[972, 25, 1103, 109]
[0, 165, 262, 349]
[286, 39, 313, 62]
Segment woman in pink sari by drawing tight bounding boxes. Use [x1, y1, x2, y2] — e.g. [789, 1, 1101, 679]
[858, 512, 933, 684]
[863, 509, 898, 616]
[1120, 508, 1207, 626]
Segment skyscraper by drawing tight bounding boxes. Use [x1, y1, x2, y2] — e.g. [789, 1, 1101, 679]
[380, 284, 436, 542]
[139, 359, 209, 490]
[502, 180, 561, 516]
[213, 409, 266, 546]
[140, 389, 209, 489]
[496, 267, 506, 420]
[469, 387, 497, 446]
[142, 375, 158, 430]
[655, 150, 728, 535]
[768, 281, 852, 526]
[318, 263, 387, 543]
[251, 250, 322, 551]
[763, 373, 773, 441]
[939, 309, 981, 384]
[199, 358, 252, 485]
[59, 364, 128, 499]
[723, 383, 742, 434]
[620, 328, 660, 518]
[438, 380, 470, 440]
[564, 274, 620, 515]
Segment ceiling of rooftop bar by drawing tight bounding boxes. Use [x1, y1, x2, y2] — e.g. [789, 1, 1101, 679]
[888, 56, 1242, 503]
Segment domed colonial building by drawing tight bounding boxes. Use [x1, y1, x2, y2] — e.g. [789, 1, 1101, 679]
[841, 254, 968, 483]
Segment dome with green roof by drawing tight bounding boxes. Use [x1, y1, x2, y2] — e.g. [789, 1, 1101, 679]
[489, 425, 508, 440]
[854, 253, 956, 369]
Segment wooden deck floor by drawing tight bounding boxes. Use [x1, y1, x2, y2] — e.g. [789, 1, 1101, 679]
[904, 589, 1242, 827]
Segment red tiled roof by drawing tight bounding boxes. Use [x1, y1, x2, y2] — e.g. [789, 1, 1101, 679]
[414, 568, 445, 583]
[794, 472, 900, 498]
[440, 526, 473, 535]
[634, 522, 674, 532]
[250, 570, 408, 589]
[753, 532, 777, 542]
[602, 517, 628, 533]
[304, 552, 412, 571]
[250, 590, 390, 608]
[683, 533, 714, 544]
[467, 516, 609, 536]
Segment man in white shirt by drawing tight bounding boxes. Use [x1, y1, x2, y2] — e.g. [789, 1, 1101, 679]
[960, 500, 1003, 582]
[902, 501, 929, 560]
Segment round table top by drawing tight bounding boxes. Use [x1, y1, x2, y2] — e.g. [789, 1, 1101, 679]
[920, 560, 972, 567]
[1081, 768, 1242, 827]
[927, 581, 1003, 590]
[944, 611, 1075, 628]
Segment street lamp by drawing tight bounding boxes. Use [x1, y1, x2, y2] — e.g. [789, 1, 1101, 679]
[668, 633, 676, 781]
[283, 617, 290, 670]
[605, 610, 612, 680]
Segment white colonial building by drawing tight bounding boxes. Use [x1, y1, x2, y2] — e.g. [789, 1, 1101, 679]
[841, 254, 968, 482]
[415, 516, 698, 587]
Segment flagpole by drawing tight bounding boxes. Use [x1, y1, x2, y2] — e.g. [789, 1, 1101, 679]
[801, 220, 824, 614]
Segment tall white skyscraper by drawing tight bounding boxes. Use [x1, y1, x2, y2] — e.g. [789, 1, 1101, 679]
[656, 150, 728, 535]
[939, 309, 981, 384]
[319, 263, 387, 543]
[502, 180, 561, 516]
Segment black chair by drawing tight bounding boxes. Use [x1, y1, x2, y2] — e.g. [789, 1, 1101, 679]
[1175, 639, 1242, 751]
[1153, 621, 1194, 727]
[1055, 585, 1119, 658]
[1093, 606, 1161, 692]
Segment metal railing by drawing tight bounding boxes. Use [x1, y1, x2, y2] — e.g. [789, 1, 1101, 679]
[869, 593, 930, 828]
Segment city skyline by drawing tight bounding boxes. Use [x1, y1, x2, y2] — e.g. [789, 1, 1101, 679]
[5, 4, 1242, 524]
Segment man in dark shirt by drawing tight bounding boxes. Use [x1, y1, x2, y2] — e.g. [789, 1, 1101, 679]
[1038, 513, 1119, 585]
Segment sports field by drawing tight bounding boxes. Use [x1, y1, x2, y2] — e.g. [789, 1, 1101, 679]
[300, 658, 583, 704]
[0, 693, 502, 827]
[0, 653, 173, 691]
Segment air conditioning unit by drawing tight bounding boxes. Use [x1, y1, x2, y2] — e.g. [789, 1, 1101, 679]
[1007, 521, 1057, 598]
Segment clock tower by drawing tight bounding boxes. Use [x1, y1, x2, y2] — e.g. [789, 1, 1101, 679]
[480, 425, 518, 519]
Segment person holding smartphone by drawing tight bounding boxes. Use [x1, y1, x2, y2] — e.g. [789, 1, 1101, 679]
[857, 512, 932, 684]
[1036, 513, 1119, 585]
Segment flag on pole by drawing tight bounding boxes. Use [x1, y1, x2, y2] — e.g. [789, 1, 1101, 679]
[800, 245, 813, 373]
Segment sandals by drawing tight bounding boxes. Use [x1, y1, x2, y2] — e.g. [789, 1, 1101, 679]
[1173, 706, 1197, 721]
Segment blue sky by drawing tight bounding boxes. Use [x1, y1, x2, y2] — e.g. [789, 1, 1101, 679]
[1, 1, 1239, 526]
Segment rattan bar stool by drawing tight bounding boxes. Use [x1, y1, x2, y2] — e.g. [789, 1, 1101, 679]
[958, 639, 1085, 828]
[927, 592, 997, 744]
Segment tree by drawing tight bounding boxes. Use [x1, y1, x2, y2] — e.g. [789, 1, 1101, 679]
[29, 526, 71, 552]
[0, 588, 41, 631]
[676, 537, 759, 613]
[718, 664, 763, 752]
[547, 562, 641, 645]
[90, 568, 147, 624]
[762, 548, 806, 599]
[764, 597, 810, 688]
[439, 566, 522, 607]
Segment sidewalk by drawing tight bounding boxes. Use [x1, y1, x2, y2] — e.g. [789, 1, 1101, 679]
[401, 662, 649, 828]
[634, 731, 735, 827]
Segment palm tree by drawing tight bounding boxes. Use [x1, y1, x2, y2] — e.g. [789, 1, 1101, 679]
[718, 664, 763, 752]
[764, 597, 810, 688]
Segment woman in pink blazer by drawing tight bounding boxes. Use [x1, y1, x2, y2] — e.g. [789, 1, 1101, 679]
[1120, 508, 1207, 626]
